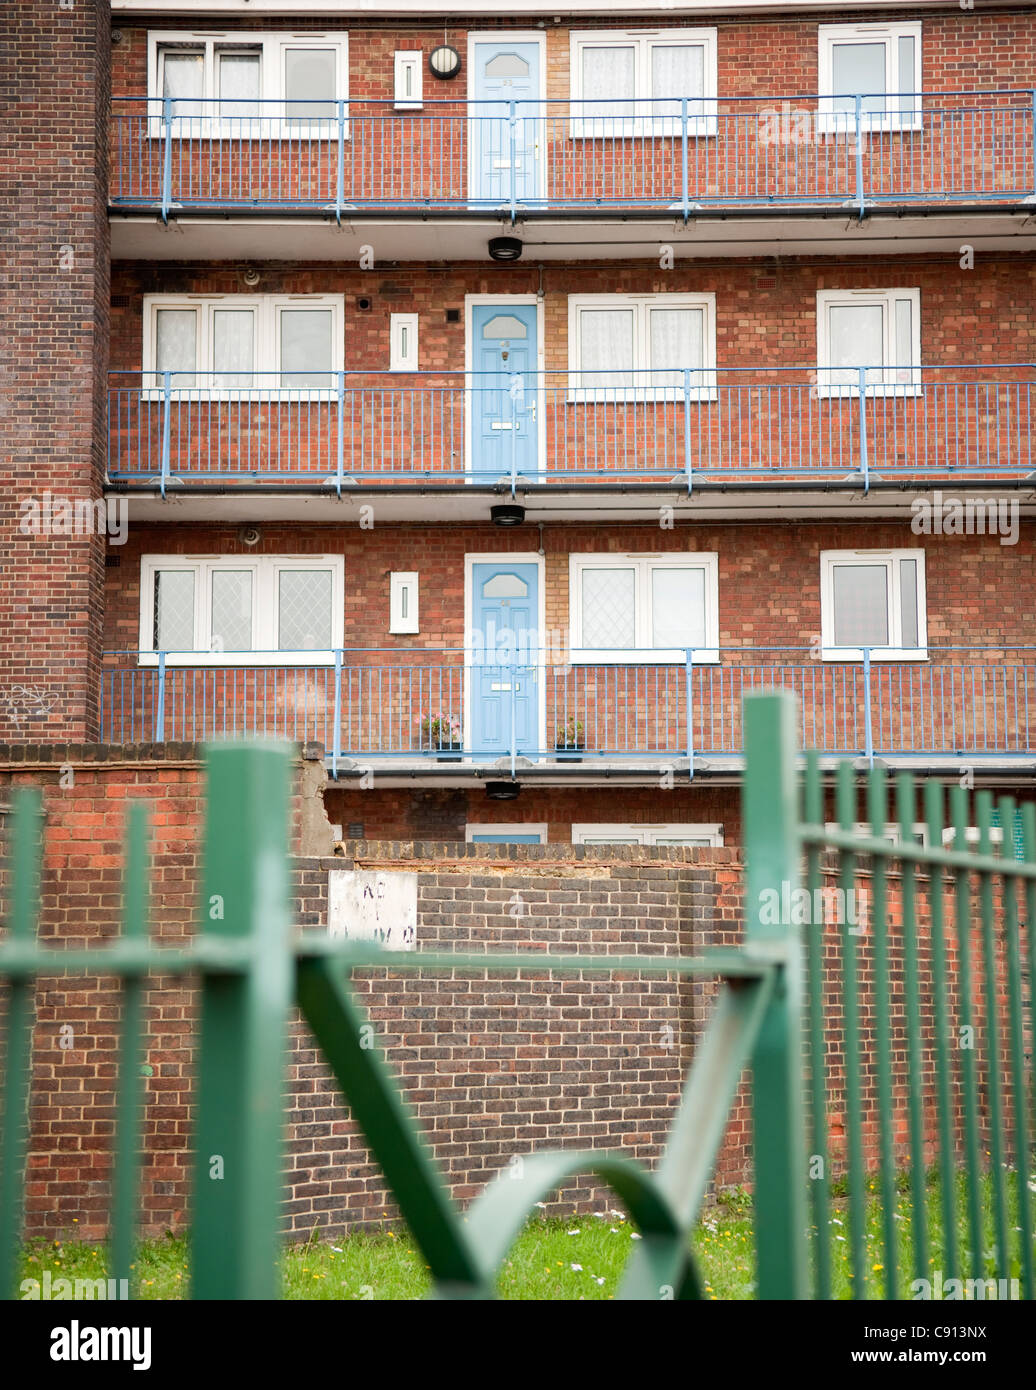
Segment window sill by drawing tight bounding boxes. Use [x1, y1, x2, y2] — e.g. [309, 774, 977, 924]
[568, 116, 718, 140]
[137, 650, 338, 668]
[570, 648, 719, 665]
[146, 119, 351, 142]
[820, 648, 929, 663]
[565, 386, 718, 405]
[815, 382, 922, 400]
[138, 388, 341, 403]
[815, 113, 923, 137]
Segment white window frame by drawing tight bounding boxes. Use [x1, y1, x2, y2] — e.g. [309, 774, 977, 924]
[389, 313, 419, 372]
[572, 823, 724, 847]
[816, 288, 921, 398]
[138, 554, 345, 666]
[820, 548, 927, 661]
[569, 552, 719, 665]
[569, 28, 718, 138]
[389, 572, 419, 634]
[826, 821, 931, 848]
[567, 293, 717, 403]
[142, 293, 344, 400]
[465, 824, 548, 844]
[942, 826, 1006, 848]
[817, 22, 922, 134]
[147, 31, 349, 139]
[394, 51, 423, 110]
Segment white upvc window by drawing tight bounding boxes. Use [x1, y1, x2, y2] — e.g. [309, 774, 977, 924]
[138, 554, 345, 666]
[143, 294, 344, 397]
[570, 28, 718, 137]
[820, 549, 927, 661]
[394, 51, 423, 110]
[568, 293, 716, 402]
[148, 31, 349, 138]
[569, 552, 719, 664]
[389, 572, 419, 634]
[816, 288, 921, 397]
[465, 824, 548, 844]
[818, 22, 922, 133]
[389, 313, 419, 372]
[572, 823, 724, 847]
[825, 821, 930, 848]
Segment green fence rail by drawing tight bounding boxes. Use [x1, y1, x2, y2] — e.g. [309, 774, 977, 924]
[0, 693, 1033, 1299]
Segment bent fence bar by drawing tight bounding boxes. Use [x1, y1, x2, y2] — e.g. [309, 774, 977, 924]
[109, 92, 1036, 217]
[97, 647, 1036, 773]
[106, 367, 1036, 489]
[1, 694, 1033, 1298]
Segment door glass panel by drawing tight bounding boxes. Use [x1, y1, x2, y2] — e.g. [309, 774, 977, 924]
[485, 53, 530, 79]
[483, 573, 528, 598]
[153, 571, 195, 651]
[581, 45, 635, 122]
[581, 568, 636, 648]
[280, 309, 333, 388]
[277, 570, 333, 649]
[210, 570, 253, 651]
[155, 309, 197, 387]
[482, 315, 528, 340]
[831, 41, 887, 114]
[285, 48, 336, 123]
[651, 568, 706, 648]
[832, 564, 889, 647]
[212, 310, 254, 388]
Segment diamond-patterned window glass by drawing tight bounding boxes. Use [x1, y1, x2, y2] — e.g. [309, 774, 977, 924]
[153, 570, 195, 651]
[278, 569, 333, 649]
[210, 570, 253, 652]
[651, 567, 706, 648]
[581, 568, 636, 648]
[832, 564, 889, 647]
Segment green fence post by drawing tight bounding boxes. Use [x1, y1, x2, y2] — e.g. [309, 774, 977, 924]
[743, 692, 808, 1299]
[191, 742, 294, 1300]
[0, 788, 42, 1300]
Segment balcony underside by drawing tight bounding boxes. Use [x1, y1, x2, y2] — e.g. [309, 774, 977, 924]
[108, 205, 1036, 262]
[109, 482, 1036, 526]
[325, 753, 1036, 788]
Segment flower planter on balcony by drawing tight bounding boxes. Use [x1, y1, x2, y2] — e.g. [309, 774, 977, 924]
[555, 744, 585, 764]
[435, 742, 463, 763]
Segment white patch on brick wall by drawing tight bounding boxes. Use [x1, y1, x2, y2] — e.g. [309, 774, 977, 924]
[328, 870, 417, 949]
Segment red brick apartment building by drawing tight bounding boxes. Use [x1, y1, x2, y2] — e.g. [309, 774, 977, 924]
[1, 0, 1034, 1235]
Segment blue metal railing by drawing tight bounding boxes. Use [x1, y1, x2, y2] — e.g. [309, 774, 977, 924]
[98, 648, 1036, 776]
[109, 91, 1036, 217]
[106, 366, 1036, 489]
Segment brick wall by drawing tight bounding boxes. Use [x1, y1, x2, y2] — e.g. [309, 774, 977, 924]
[108, 10, 1036, 206]
[98, 516, 1035, 762]
[0, 0, 110, 745]
[1, 753, 1023, 1240]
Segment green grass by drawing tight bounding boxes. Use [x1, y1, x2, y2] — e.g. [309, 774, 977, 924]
[17, 1171, 1029, 1300]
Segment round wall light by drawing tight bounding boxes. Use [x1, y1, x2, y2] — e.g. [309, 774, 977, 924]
[490, 504, 525, 527]
[429, 45, 462, 80]
[488, 236, 523, 262]
[486, 781, 521, 801]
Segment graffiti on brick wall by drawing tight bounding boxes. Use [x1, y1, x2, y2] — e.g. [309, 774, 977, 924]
[327, 869, 417, 949]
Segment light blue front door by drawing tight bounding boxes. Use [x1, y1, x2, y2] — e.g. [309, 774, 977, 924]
[470, 561, 539, 757]
[471, 302, 539, 479]
[470, 41, 542, 206]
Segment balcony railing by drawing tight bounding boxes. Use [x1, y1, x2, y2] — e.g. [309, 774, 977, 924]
[109, 91, 1036, 218]
[106, 367, 1036, 492]
[99, 648, 1036, 776]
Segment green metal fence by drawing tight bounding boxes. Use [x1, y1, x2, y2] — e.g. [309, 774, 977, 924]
[0, 693, 1032, 1299]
